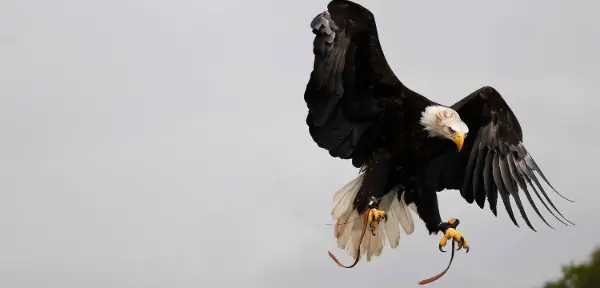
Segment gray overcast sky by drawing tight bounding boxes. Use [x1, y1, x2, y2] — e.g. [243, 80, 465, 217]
[1, 0, 599, 287]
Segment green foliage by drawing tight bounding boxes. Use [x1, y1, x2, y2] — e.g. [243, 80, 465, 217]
[543, 247, 600, 288]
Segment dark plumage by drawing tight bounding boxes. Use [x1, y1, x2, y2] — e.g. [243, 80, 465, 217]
[304, 0, 573, 260]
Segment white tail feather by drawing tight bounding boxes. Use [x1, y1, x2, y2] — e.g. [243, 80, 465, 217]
[408, 202, 418, 214]
[332, 174, 363, 220]
[331, 174, 416, 261]
[397, 192, 415, 234]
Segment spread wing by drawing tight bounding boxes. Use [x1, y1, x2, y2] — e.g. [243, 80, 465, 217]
[436, 86, 574, 230]
[304, 0, 430, 168]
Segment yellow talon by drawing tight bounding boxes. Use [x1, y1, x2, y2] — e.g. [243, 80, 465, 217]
[367, 208, 387, 235]
[445, 228, 460, 241]
[460, 239, 469, 251]
[370, 220, 378, 232]
[438, 218, 470, 253]
[368, 208, 386, 222]
[439, 236, 448, 251]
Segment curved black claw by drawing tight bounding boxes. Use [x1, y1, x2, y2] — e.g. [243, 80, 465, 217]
[457, 236, 470, 253]
[383, 214, 388, 223]
[439, 244, 446, 253]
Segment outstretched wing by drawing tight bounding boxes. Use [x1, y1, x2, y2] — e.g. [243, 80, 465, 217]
[305, 1, 433, 261]
[438, 86, 573, 230]
[304, 0, 421, 168]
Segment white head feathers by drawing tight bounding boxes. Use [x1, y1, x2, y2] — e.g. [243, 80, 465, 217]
[419, 105, 469, 139]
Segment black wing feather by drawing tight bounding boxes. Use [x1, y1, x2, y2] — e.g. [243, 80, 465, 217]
[492, 152, 519, 227]
[436, 86, 573, 230]
[483, 148, 498, 215]
[471, 146, 486, 206]
[304, 0, 411, 168]
[507, 152, 553, 229]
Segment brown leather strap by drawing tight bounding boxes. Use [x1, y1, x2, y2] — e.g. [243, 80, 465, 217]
[418, 239, 456, 285]
[327, 208, 371, 268]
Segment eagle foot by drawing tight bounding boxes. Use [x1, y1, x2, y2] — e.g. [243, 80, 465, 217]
[438, 218, 469, 253]
[368, 208, 387, 236]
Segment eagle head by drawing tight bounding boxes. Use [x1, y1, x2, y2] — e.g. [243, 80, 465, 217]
[419, 105, 469, 151]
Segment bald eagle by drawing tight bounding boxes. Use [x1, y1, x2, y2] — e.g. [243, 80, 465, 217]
[304, 0, 573, 262]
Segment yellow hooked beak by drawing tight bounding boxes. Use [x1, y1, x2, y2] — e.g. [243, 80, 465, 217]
[453, 132, 464, 152]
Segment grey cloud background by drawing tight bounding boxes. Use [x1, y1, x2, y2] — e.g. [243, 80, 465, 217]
[1, 0, 599, 287]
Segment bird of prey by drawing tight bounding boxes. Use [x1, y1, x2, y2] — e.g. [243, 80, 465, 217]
[303, 0, 573, 262]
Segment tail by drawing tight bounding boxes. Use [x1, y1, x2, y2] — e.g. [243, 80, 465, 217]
[331, 172, 416, 261]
